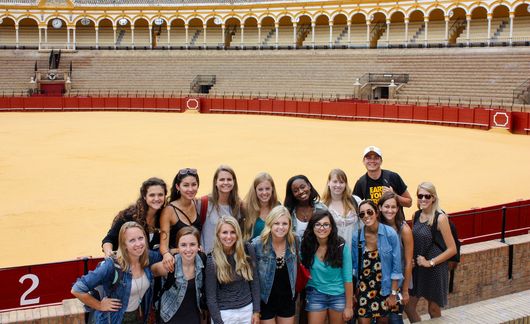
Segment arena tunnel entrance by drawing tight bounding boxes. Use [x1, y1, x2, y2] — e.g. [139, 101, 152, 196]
[373, 86, 389, 99]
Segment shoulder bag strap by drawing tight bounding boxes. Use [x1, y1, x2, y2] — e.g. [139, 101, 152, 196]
[200, 196, 209, 225]
[357, 228, 362, 285]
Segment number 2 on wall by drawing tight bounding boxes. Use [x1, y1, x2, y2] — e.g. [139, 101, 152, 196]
[19, 274, 40, 306]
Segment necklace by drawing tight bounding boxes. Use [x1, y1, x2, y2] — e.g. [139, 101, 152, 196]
[276, 255, 286, 269]
[297, 206, 312, 222]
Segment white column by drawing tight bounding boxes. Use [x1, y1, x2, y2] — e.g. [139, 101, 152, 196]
[167, 26, 171, 49]
[509, 13, 514, 46]
[15, 25, 19, 49]
[185, 24, 189, 49]
[113, 26, 116, 49]
[347, 20, 351, 46]
[293, 22, 297, 48]
[67, 27, 71, 49]
[38, 27, 42, 50]
[240, 24, 244, 48]
[222, 24, 225, 48]
[366, 21, 370, 48]
[73, 27, 76, 50]
[149, 26, 153, 49]
[258, 23, 262, 49]
[131, 27, 135, 49]
[404, 18, 409, 47]
[95, 27, 99, 49]
[275, 22, 279, 49]
[386, 19, 390, 47]
[203, 24, 207, 49]
[311, 22, 315, 48]
[329, 21, 333, 48]
[487, 14, 492, 45]
[444, 16, 449, 46]
[424, 17, 429, 46]
[466, 15, 471, 46]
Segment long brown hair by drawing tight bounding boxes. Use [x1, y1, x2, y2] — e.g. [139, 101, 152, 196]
[112, 177, 167, 231]
[211, 165, 242, 218]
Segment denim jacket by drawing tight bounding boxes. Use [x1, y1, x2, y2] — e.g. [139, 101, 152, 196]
[251, 236, 298, 303]
[159, 253, 205, 322]
[72, 251, 161, 324]
[351, 223, 403, 296]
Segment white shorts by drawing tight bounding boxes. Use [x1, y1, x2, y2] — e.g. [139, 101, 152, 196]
[214, 303, 253, 324]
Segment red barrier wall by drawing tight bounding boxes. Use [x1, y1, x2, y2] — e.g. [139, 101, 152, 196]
[1, 96, 529, 134]
[0, 257, 103, 312]
[450, 199, 530, 244]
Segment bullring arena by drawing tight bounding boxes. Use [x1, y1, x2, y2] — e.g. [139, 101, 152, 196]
[1, 0, 530, 321]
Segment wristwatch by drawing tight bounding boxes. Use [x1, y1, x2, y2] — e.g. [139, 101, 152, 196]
[391, 290, 398, 296]
[429, 259, 435, 267]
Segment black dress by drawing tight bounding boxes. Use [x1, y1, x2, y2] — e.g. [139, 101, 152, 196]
[411, 220, 448, 307]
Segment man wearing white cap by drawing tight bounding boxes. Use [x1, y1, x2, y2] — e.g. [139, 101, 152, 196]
[353, 146, 412, 207]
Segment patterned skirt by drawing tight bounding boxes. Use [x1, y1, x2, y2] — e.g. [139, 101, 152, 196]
[356, 250, 389, 318]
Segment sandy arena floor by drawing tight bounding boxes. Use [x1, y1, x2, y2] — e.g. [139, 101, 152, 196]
[1, 111, 529, 268]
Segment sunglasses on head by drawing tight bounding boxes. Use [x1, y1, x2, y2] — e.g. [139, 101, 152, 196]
[359, 209, 375, 219]
[417, 194, 432, 200]
[179, 168, 197, 176]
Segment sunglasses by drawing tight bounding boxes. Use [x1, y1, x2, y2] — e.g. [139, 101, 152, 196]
[179, 168, 197, 176]
[417, 194, 432, 200]
[359, 209, 375, 219]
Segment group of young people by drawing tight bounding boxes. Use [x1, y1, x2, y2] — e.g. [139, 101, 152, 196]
[71, 146, 457, 324]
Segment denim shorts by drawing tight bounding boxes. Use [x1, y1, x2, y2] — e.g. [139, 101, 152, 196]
[305, 286, 346, 312]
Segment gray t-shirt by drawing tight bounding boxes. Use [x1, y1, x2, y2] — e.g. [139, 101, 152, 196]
[205, 247, 260, 324]
[201, 203, 233, 254]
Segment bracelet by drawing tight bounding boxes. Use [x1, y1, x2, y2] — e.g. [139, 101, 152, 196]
[163, 251, 171, 256]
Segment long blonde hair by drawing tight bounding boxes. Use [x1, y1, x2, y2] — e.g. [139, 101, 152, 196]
[260, 205, 296, 255]
[416, 181, 443, 226]
[322, 169, 357, 216]
[116, 221, 149, 272]
[243, 172, 278, 241]
[212, 215, 253, 284]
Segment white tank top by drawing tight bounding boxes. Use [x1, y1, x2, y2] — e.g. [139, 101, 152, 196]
[295, 217, 308, 238]
[126, 272, 149, 312]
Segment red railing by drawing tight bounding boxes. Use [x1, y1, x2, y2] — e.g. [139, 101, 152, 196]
[1, 96, 529, 134]
[449, 199, 530, 244]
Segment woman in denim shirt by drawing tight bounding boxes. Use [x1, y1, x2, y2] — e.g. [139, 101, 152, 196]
[351, 200, 402, 323]
[152, 226, 205, 324]
[252, 205, 298, 323]
[72, 222, 162, 324]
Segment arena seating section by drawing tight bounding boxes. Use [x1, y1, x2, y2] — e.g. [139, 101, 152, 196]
[0, 47, 528, 107]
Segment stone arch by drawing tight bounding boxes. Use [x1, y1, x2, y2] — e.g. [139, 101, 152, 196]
[17, 17, 39, 48]
[44, 15, 69, 25]
[258, 14, 276, 25]
[0, 16, 17, 46]
[97, 18, 114, 47]
[46, 17, 68, 49]
[16, 15, 40, 25]
[74, 16, 97, 48]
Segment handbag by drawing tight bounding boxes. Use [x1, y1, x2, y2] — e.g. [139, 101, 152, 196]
[294, 237, 311, 293]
